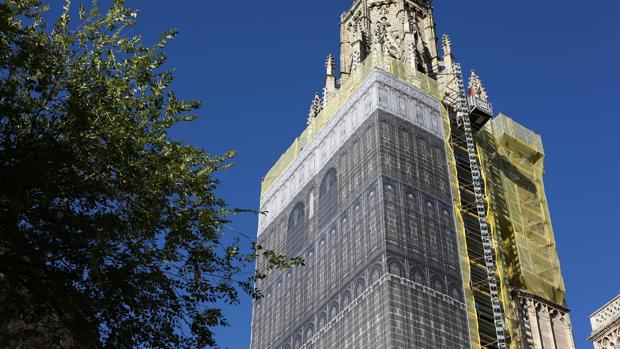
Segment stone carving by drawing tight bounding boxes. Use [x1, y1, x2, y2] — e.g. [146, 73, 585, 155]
[325, 53, 336, 76]
[468, 71, 489, 102]
[408, 42, 418, 71]
[324, 54, 337, 106]
[373, 15, 400, 57]
[441, 34, 453, 55]
[590, 294, 620, 349]
[467, 70, 493, 115]
[346, 11, 364, 42]
[307, 93, 323, 124]
[339, 0, 439, 80]
[350, 51, 361, 72]
[516, 291, 577, 349]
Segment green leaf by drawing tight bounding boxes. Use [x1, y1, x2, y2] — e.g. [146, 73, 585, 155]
[0, 1, 300, 348]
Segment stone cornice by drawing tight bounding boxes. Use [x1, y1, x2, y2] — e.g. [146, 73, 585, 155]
[589, 315, 620, 342]
[514, 288, 570, 313]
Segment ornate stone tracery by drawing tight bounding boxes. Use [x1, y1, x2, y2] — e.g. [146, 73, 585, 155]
[468, 71, 489, 102]
[515, 291, 576, 349]
[307, 93, 323, 125]
[339, 0, 440, 82]
[590, 295, 620, 349]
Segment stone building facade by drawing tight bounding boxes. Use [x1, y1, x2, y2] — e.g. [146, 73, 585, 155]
[513, 291, 575, 349]
[589, 295, 620, 349]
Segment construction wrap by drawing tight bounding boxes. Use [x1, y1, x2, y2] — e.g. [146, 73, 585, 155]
[261, 52, 439, 195]
[261, 52, 482, 349]
[477, 115, 567, 338]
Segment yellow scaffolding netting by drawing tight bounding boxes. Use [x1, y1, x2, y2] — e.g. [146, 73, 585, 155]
[477, 115, 567, 347]
[261, 52, 439, 195]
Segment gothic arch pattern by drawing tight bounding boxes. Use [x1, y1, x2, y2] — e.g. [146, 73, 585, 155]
[341, 291, 352, 307]
[370, 264, 383, 283]
[292, 335, 302, 348]
[449, 283, 462, 300]
[318, 168, 338, 229]
[431, 275, 446, 293]
[388, 259, 404, 277]
[304, 323, 314, 341]
[329, 302, 339, 319]
[354, 279, 366, 298]
[411, 267, 426, 286]
[318, 313, 327, 330]
[286, 202, 305, 256]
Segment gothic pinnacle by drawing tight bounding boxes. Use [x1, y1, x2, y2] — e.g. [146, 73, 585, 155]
[324, 54, 338, 106]
[442, 34, 453, 56]
[326, 54, 336, 76]
[468, 70, 489, 102]
[307, 92, 323, 125]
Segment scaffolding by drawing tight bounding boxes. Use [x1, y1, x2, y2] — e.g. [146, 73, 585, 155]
[259, 52, 567, 349]
[477, 115, 567, 341]
[441, 104, 485, 349]
[440, 62, 509, 349]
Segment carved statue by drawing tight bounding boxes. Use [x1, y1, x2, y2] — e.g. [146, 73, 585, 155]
[373, 15, 399, 57]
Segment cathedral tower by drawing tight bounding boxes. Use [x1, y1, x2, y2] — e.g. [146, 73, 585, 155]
[250, 2, 576, 348]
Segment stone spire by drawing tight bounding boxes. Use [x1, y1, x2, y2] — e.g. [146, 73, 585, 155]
[438, 34, 459, 108]
[467, 70, 493, 115]
[324, 54, 337, 105]
[441, 34, 455, 73]
[442, 34, 453, 57]
[468, 71, 489, 102]
[339, 0, 439, 83]
[307, 93, 323, 125]
[326, 53, 336, 76]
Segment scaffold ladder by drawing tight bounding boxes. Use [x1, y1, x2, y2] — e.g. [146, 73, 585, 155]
[453, 62, 508, 349]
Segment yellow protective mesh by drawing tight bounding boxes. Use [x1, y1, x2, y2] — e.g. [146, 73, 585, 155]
[441, 104, 483, 349]
[261, 52, 439, 195]
[478, 144, 521, 349]
[477, 115, 567, 322]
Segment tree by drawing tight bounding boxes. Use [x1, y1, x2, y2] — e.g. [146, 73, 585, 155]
[0, 1, 301, 348]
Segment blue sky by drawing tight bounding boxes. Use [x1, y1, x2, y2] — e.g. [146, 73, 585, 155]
[78, 0, 620, 347]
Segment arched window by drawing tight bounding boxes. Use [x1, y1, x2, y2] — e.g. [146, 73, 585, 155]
[318, 313, 327, 329]
[432, 276, 446, 293]
[411, 268, 426, 286]
[370, 265, 382, 283]
[449, 283, 462, 300]
[318, 168, 338, 229]
[389, 261, 403, 277]
[329, 302, 339, 319]
[355, 279, 366, 297]
[341, 291, 351, 307]
[287, 202, 305, 256]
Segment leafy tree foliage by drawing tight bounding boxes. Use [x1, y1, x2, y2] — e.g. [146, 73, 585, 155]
[0, 1, 301, 347]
